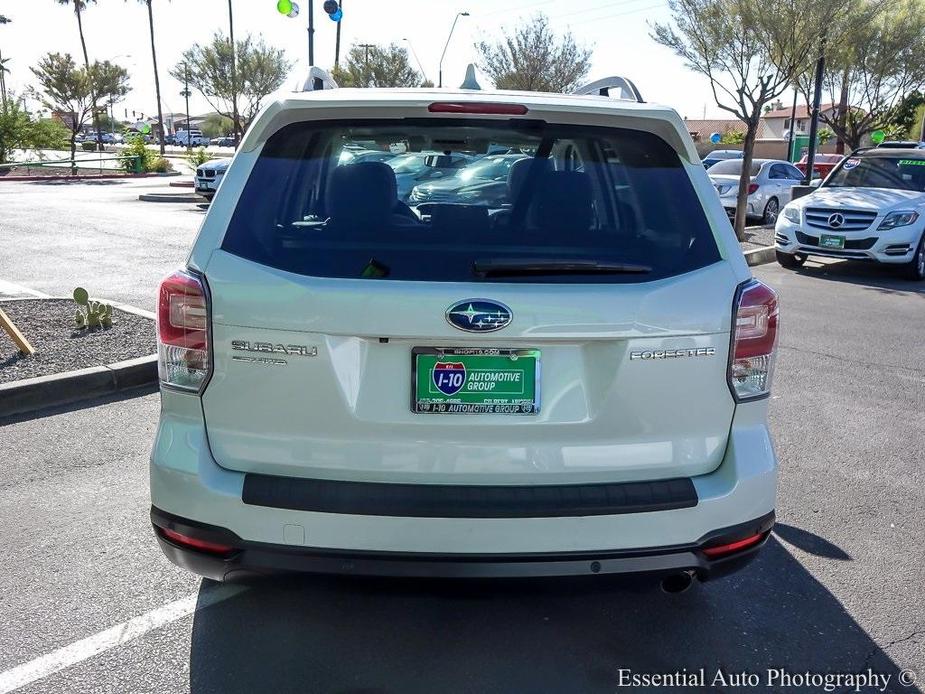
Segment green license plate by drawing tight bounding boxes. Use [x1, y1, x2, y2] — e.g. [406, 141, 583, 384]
[820, 234, 845, 249]
[412, 347, 540, 415]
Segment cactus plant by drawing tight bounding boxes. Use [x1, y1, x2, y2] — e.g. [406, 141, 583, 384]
[73, 287, 113, 330]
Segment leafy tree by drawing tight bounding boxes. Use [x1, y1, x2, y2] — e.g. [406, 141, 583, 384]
[199, 113, 234, 138]
[127, 0, 167, 154]
[720, 130, 745, 145]
[332, 43, 425, 88]
[171, 33, 291, 136]
[653, 0, 861, 238]
[881, 91, 925, 140]
[30, 53, 130, 169]
[476, 14, 592, 93]
[796, 0, 925, 151]
[0, 99, 69, 164]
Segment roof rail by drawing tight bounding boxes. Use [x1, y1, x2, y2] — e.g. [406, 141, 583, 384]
[573, 76, 644, 104]
[295, 66, 339, 93]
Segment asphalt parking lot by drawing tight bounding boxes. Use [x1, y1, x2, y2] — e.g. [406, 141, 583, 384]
[0, 181, 923, 692]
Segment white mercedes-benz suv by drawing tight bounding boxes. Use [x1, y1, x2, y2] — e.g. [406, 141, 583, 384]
[150, 76, 779, 590]
[775, 147, 925, 280]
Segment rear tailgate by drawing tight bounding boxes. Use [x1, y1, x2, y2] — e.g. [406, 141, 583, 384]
[201, 250, 737, 484]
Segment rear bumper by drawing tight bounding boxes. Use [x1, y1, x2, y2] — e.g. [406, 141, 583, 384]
[151, 506, 774, 581]
[150, 391, 778, 579]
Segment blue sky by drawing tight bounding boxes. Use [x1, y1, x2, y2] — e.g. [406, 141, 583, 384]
[0, 0, 725, 120]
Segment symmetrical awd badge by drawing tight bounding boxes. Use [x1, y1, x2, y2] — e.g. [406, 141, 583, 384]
[445, 299, 513, 332]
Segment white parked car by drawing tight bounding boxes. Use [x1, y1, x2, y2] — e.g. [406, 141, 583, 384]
[193, 158, 231, 200]
[151, 77, 779, 589]
[176, 129, 209, 147]
[775, 148, 925, 279]
[710, 158, 805, 225]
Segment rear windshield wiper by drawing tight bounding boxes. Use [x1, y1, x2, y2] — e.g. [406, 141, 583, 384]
[473, 258, 652, 277]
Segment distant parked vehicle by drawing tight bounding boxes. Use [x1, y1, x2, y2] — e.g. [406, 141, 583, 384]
[795, 153, 842, 180]
[701, 149, 743, 169]
[210, 136, 235, 147]
[164, 134, 177, 146]
[194, 158, 231, 200]
[388, 151, 473, 200]
[100, 132, 124, 144]
[176, 129, 210, 147]
[710, 158, 805, 224]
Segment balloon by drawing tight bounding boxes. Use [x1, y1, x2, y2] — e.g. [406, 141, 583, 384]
[140, 123, 151, 134]
[288, 2, 300, 18]
[710, 132, 721, 144]
[870, 129, 885, 144]
[277, 0, 292, 15]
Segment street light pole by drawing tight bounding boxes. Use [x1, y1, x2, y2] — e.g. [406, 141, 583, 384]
[334, 0, 342, 67]
[803, 36, 827, 186]
[403, 37, 429, 84]
[227, 0, 241, 146]
[308, 0, 315, 65]
[438, 12, 469, 89]
[182, 63, 192, 153]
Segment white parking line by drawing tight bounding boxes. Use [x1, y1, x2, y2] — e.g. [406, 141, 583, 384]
[0, 584, 247, 694]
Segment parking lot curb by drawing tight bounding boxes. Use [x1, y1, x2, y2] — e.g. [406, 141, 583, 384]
[0, 298, 158, 420]
[0, 355, 158, 420]
[744, 245, 776, 267]
[138, 191, 204, 203]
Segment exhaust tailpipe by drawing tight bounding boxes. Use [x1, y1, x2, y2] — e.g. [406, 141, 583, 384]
[660, 571, 695, 594]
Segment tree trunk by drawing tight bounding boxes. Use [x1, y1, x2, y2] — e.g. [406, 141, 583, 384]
[75, 5, 103, 153]
[146, 0, 166, 156]
[835, 70, 848, 155]
[732, 123, 759, 241]
[70, 132, 77, 175]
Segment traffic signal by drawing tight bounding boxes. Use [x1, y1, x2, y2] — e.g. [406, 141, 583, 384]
[323, 0, 343, 21]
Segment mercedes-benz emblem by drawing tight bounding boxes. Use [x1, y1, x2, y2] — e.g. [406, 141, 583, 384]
[828, 213, 845, 228]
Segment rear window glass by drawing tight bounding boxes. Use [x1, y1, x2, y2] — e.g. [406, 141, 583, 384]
[825, 155, 925, 191]
[221, 119, 720, 283]
[709, 159, 761, 176]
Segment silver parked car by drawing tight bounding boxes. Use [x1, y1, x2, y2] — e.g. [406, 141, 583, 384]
[710, 158, 805, 224]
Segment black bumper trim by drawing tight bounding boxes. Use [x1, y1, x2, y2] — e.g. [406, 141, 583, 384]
[151, 507, 774, 581]
[241, 474, 698, 518]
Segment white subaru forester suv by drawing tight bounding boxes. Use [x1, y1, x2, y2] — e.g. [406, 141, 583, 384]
[150, 75, 779, 591]
[775, 147, 925, 280]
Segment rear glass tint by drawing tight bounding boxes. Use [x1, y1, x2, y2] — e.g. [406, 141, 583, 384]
[221, 119, 720, 283]
[709, 159, 761, 177]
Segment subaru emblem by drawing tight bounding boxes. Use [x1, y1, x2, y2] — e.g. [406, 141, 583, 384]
[445, 299, 513, 332]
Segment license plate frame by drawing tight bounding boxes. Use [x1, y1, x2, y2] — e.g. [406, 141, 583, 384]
[819, 233, 846, 249]
[411, 347, 540, 415]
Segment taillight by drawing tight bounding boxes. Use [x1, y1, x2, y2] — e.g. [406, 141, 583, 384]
[747, 183, 759, 194]
[157, 269, 210, 392]
[728, 280, 779, 401]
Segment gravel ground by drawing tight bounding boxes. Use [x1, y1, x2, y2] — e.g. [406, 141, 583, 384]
[0, 299, 156, 384]
[741, 224, 774, 250]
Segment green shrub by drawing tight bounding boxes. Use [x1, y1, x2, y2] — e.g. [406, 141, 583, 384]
[120, 135, 157, 173]
[185, 147, 210, 168]
[81, 141, 97, 152]
[149, 157, 173, 173]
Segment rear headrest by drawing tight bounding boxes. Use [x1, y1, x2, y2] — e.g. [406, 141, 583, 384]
[506, 157, 551, 200]
[530, 171, 593, 232]
[326, 162, 397, 224]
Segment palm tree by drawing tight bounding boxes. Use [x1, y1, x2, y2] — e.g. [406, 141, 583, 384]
[56, 0, 103, 149]
[0, 15, 11, 112]
[130, 0, 166, 154]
